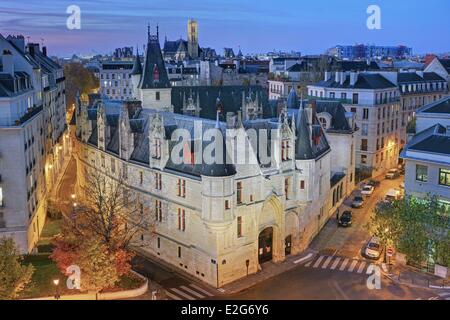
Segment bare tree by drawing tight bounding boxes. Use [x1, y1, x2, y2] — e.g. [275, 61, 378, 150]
[71, 168, 155, 251]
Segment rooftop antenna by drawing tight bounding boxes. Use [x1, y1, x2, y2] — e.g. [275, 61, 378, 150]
[156, 23, 159, 40]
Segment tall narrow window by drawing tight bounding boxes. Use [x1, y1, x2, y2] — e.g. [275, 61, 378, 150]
[236, 182, 243, 204]
[139, 171, 143, 185]
[178, 246, 181, 258]
[177, 179, 186, 197]
[153, 138, 161, 159]
[155, 200, 162, 222]
[237, 216, 243, 238]
[155, 172, 162, 190]
[300, 180, 305, 190]
[177, 208, 185, 231]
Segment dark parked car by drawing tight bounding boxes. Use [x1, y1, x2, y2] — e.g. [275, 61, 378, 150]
[338, 211, 353, 227]
[367, 179, 381, 188]
[352, 196, 364, 208]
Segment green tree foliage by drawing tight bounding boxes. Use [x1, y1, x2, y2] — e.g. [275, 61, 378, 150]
[76, 238, 119, 292]
[368, 195, 450, 267]
[0, 238, 34, 299]
[64, 63, 99, 108]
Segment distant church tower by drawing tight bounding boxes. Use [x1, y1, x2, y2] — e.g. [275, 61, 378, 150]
[188, 19, 199, 59]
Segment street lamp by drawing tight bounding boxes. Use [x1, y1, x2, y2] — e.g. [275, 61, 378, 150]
[53, 279, 61, 300]
[71, 194, 76, 200]
[384, 228, 389, 263]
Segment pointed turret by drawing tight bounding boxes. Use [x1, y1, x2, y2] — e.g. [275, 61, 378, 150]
[140, 24, 170, 89]
[131, 47, 142, 75]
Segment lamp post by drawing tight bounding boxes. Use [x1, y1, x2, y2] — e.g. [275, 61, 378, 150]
[53, 279, 60, 300]
[384, 227, 389, 263]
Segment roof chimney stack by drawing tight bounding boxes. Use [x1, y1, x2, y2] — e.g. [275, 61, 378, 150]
[42, 46, 47, 57]
[2, 49, 14, 76]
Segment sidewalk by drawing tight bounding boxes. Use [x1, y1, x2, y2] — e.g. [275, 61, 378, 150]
[218, 249, 318, 295]
[382, 263, 450, 290]
[133, 246, 317, 296]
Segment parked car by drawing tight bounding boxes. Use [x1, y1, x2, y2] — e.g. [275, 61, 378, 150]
[364, 236, 382, 260]
[338, 211, 353, 227]
[385, 169, 400, 179]
[367, 179, 381, 188]
[361, 185, 375, 196]
[352, 196, 364, 208]
[385, 188, 401, 202]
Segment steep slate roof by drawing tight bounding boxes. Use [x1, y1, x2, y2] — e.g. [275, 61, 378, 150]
[315, 100, 353, 133]
[398, 72, 446, 84]
[294, 103, 330, 160]
[140, 34, 170, 89]
[131, 49, 142, 75]
[171, 85, 270, 121]
[331, 60, 380, 72]
[417, 97, 450, 114]
[438, 59, 450, 73]
[314, 73, 397, 90]
[407, 124, 450, 156]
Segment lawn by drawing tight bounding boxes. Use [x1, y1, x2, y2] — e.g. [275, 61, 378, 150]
[19, 253, 72, 299]
[18, 254, 145, 299]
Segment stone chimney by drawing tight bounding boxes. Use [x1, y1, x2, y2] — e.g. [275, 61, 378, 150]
[350, 72, 358, 86]
[324, 71, 331, 81]
[335, 71, 340, 83]
[340, 72, 345, 85]
[2, 49, 14, 76]
[42, 46, 47, 57]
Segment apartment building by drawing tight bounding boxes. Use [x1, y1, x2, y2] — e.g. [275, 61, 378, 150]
[0, 34, 69, 253]
[308, 71, 402, 178]
[99, 61, 134, 100]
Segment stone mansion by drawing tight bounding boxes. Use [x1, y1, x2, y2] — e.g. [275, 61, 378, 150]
[73, 29, 356, 287]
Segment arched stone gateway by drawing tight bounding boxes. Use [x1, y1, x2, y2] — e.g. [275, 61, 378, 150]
[258, 227, 273, 264]
[257, 196, 284, 265]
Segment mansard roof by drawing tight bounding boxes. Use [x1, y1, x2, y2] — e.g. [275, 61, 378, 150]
[140, 34, 170, 89]
[314, 73, 397, 90]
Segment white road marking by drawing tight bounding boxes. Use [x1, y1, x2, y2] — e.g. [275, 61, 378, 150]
[348, 260, 358, 272]
[170, 288, 195, 300]
[180, 285, 205, 299]
[313, 255, 325, 268]
[322, 256, 333, 269]
[294, 253, 313, 264]
[188, 283, 215, 297]
[330, 257, 341, 270]
[166, 291, 182, 300]
[357, 261, 366, 273]
[339, 258, 349, 271]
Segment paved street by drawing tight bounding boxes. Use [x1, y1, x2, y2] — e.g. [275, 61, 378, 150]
[310, 176, 403, 260]
[218, 263, 442, 300]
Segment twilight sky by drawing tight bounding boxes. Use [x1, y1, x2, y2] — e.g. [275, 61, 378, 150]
[0, 0, 449, 57]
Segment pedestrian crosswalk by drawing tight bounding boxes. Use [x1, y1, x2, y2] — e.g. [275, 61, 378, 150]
[437, 291, 450, 300]
[300, 254, 378, 275]
[165, 283, 217, 300]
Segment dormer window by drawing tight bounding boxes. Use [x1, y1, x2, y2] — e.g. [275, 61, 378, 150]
[319, 117, 328, 130]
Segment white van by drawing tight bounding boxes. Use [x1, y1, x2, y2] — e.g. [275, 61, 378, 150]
[385, 189, 401, 201]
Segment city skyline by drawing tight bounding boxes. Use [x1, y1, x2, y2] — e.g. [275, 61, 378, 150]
[1, 0, 449, 57]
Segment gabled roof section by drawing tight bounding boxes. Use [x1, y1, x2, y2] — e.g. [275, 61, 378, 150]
[438, 58, 450, 73]
[406, 124, 450, 156]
